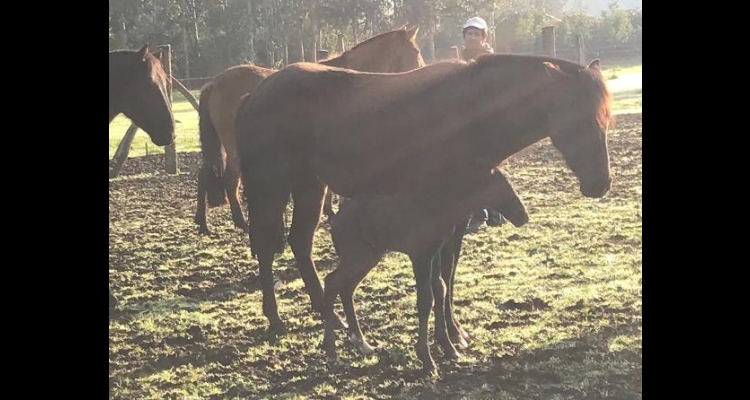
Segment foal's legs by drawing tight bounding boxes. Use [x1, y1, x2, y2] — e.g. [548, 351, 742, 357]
[340, 255, 382, 355]
[288, 173, 347, 329]
[410, 250, 439, 375]
[322, 252, 380, 361]
[442, 221, 471, 347]
[431, 246, 461, 360]
[224, 148, 249, 233]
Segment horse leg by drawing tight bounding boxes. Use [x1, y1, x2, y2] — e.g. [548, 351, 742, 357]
[194, 165, 210, 235]
[441, 223, 470, 348]
[322, 251, 376, 361]
[109, 284, 118, 312]
[410, 250, 438, 376]
[225, 151, 249, 233]
[442, 223, 471, 347]
[340, 255, 381, 355]
[322, 259, 345, 362]
[431, 246, 461, 360]
[288, 174, 347, 329]
[249, 186, 292, 334]
[322, 188, 335, 220]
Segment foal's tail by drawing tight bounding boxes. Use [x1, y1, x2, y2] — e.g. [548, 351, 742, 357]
[198, 84, 229, 207]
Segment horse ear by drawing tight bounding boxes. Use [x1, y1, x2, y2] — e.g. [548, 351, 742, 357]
[406, 25, 419, 40]
[138, 44, 150, 61]
[587, 59, 601, 71]
[542, 61, 566, 79]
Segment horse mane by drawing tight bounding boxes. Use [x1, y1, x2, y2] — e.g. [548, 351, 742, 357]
[470, 53, 613, 130]
[110, 47, 167, 82]
[319, 28, 410, 67]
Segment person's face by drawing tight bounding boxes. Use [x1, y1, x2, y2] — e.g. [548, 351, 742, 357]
[464, 27, 485, 48]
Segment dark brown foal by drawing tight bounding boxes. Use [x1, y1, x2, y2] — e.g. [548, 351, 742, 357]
[322, 166, 529, 375]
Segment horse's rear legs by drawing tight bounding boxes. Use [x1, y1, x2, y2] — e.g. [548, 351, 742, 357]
[288, 178, 347, 329]
[225, 157, 249, 233]
[195, 166, 211, 235]
[249, 188, 291, 334]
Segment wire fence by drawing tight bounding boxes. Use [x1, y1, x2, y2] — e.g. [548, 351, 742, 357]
[172, 44, 642, 91]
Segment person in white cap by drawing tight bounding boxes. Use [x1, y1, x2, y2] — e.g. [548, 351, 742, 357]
[461, 16, 494, 61]
[460, 16, 508, 233]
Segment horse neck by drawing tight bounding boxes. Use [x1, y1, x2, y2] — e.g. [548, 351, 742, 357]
[320, 44, 390, 72]
[465, 73, 556, 165]
[109, 68, 127, 122]
[319, 53, 349, 69]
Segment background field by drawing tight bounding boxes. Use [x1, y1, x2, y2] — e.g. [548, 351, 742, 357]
[109, 59, 642, 159]
[109, 101, 642, 398]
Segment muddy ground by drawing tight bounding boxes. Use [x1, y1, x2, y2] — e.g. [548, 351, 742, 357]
[109, 113, 642, 399]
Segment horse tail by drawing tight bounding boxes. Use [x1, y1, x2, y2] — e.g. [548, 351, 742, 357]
[198, 84, 229, 207]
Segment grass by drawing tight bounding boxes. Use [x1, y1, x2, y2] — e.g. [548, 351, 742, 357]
[109, 58, 643, 159]
[109, 112, 642, 399]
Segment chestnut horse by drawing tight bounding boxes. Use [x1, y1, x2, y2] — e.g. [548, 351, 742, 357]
[109, 44, 175, 311]
[235, 54, 612, 367]
[194, 26, 425, 235]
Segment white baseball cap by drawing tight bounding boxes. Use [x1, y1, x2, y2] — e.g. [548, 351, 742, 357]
[463, 17, 488, 31]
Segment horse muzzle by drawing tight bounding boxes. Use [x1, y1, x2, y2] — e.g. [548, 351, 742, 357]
[581, 175, 612, 198]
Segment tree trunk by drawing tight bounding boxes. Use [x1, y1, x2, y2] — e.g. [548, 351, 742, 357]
[182, 12, 190, 79]
[247, 0, 255, 63]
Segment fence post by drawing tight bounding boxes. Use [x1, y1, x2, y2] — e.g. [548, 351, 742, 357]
[338, 34, 346, 54]
[158, 44, 178, 175]
[575, 34, 586, 65]
[542, 26, 556, 57]
[109, 123, 139, 178]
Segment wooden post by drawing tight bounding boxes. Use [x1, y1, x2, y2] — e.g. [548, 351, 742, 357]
[542, 26, 556, 57]
[338, 34, 346, 53]
[172, 77, 200, 111]
[158, 44, 178, 175]
[312, 24, 318, 62]
[284, 39, 289, 66]
[450, 46, 459, 60]
[575, 34, 586, 65]
[109, 124, 139, 179]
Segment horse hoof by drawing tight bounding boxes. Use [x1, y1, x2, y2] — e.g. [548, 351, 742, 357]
[198, 227, 211, 235]
[458, 327, 471, 343]
[325, 348, 339, 362]
[446, 348, 462, 360]
[421, 363, 439, 377]
[235, 222, 250, 233]
[269, 322, 287, 336]
[450, 334, 469, 349]
[356, 340, 375, 355]
[332, 315, 349, 330]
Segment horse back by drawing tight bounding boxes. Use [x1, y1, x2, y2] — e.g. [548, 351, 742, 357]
[205, 64, 277, 147]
